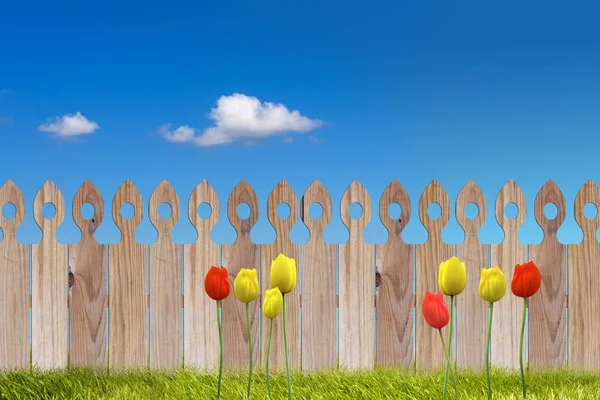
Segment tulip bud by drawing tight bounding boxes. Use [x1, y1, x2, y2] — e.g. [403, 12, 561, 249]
[204, 266, 231, 301]
[234, 268, 259, 303]
[438, 256, 467, 296]
[270, 254, 297, 294]
[478, 266, 507, 303]
[511, 261, 541, 298]
[263, 287, 283, 319]
[422, 292, 450, 330]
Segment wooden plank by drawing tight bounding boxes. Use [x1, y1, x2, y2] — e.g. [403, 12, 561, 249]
[528, 180, 567, 370]
[31, 180, 68, 369]
[490, 180, 527, 369]
[375, 180, 413, 368]
[108, 180, 148, 370]
[149, 180, 182, 369]
[300, 181, 336, 371]
[415, 180, 453, 370]
[261, 180, 300, 371]
[455, 180, 488, 369]
[339, 180, 375, 369]
[184, 180, 220, 369]
[222, 180, 260, 370]
[0, 180, 30, 370]
[69, 180, 107, 368]
[568, 180, 600, 369]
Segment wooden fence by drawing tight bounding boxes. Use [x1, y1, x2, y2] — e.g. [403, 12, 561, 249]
[0, 178, 597, 372]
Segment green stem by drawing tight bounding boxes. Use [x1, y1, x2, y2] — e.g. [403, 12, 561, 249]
[486, 303, 494, 400]
[282, 293, 292, 399]
[246, 302, 252, 399]
[266, 319, 273, 400]
[443, 295, 454, 398]
[217, 300, 223, 400]
[438, 329, 457, 398]
[519, 298, 527, 399]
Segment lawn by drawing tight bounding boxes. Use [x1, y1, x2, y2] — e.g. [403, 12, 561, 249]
[0, 367, 598, 399]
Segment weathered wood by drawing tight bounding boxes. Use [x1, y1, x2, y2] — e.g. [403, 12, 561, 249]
[0, 180, 30, 370]
[69, 180, 107, 368]
[528, 180, 567, 370]
[261, 180, 300, 371]
[375, 180, 413, 368]
[149, 180, 182, 369]
[300, 181, 336, 371]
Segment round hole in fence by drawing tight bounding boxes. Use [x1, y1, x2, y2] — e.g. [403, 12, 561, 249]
[80, 202, 95, 220]
[427, 202, 441, 220]
[276, 202, 291, 220]
[198, 202, 212, 219]
[120, 202, 135, 220]
[2, 202, 16, 220]
[349, 202, 363, 219]
[158, 202, 172, 220]
[544, 202, 558, 220]
[42, 202, 56, 219]
[309, 202, 323, 219]
[465, 202, 479, 220]
[584, 202, 598, 220]
[388, 202, 402, 220]
[237, 202, 251, 220]
[504, 202, 518, 220]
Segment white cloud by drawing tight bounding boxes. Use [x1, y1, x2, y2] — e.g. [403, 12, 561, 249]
[161, 93, 324, 147]
[38, 112, 99, 137]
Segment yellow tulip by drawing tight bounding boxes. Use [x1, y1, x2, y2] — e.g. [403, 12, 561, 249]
[270, 254, 297, 294]
[438, 256, 467, 296]
[263, 287, 283, 319]
[478, 266, 507, 303]
[233, 268, 259, 303]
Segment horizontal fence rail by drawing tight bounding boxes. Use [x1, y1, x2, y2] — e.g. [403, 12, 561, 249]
[0, 179, 597, 372]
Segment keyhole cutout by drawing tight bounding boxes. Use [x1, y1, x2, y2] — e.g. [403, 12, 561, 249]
[504, 202, 518, 220]
[2, 202, 16, 220]
[309, 203, 323, 219]
[158, 202, 172, 220]
[197, 202, 212, 220]
[81, 202, 95, 220]
[427, 203, 441, 220]
[584, 202, 597, 220]
[464, 202, 479, 220]
[42, 202, 56, 220]
[544, 203, 558, 220]
[237, 203, 251, 220]
[276, 203, 291, 220]
[349, 202, 363, 219]
[120, 203, 135, 220]
[388, 202, 402, 220]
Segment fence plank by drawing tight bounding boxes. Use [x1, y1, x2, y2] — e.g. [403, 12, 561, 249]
[339, 180, 375, 369]
[490, 180, 526, 369]
[69, 180, 106, 368]
[184, 180, 220, 369]
[261, 180, 300, 371]
[528, 180, 567, 370]
[455, 180, 488, 369]
[569, 180, 600, 369]
[222, 180, 260, 369]
[32, 180, 68, 370]
[300, 181, 336, 371]
[415, 180, 453, 369]
[0, 181, 30, 370]
[149, 180, 182, 369]
[108, 180, 148, 369]
[375, 180, 413, 368]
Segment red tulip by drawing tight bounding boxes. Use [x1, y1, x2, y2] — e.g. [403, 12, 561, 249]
[511, 261, 541, 298]
[204, 266, 231, 301]
[422, 292, 450, 330]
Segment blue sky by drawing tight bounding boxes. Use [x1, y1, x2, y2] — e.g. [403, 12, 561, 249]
[1, 0, 600, 248]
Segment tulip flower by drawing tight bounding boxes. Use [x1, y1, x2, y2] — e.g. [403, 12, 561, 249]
[262, 287, 283, 399]
[438, 256, 466, 398]
[233, 268, 259, 399]
[511, 261, 542, 399]
[204, 266, 231, 399]
[478, 267, 507, 400]
[270, 254, 297, 400]
[421, 292, 457, 397]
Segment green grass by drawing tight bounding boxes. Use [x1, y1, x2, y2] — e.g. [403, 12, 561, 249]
[0, 367, 598, 399]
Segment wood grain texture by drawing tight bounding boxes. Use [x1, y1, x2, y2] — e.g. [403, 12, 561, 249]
[261, 180, 300, 371]
[222, 180, 260, 370]
[490, 180, 526, 369]
[0, 180, 30, 369]
[415, 180, 453, 370]
[339, 180, 375, 369]
[149, 180, 182, 369]
[108, 180, 148, 370]
[455, 180, 488, 369]
[568, 180, 600, 369]
[69, 180, 107, 368]
[300, 181, 336, 371]
[184, 180, 220, 369]
[31, 180, 68, 370]
[375, 180, 413, 368]
[528, 180, 567, 370]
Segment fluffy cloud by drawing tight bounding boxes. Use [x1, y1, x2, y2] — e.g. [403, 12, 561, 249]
[38, 112, 99, 137]
[162, 93, 324, 146]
